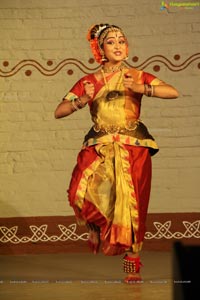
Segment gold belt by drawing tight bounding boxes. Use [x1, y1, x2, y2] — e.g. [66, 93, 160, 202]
[93, 120, 141, 135]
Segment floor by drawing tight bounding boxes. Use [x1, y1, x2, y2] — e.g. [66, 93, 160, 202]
[0, 251, 175, 300]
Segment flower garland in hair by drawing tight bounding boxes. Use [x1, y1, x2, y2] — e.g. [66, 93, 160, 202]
[87, 24, 106, 64]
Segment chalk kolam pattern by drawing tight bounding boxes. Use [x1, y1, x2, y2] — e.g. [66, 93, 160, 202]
[0, 221, 199, 244]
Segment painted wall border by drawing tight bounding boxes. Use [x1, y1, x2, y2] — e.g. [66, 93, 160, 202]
[0, 54, 200, 77]
[0, 213, 199, 254]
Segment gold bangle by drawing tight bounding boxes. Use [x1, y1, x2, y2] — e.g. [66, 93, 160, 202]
[71, 100, 79, 111]
[76, 97, 85, 108]
[151, 85, 154, 97]
[144, 84, 153, 97]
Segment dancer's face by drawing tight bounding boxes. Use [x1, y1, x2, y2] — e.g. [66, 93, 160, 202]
[103, 30, 127, 63]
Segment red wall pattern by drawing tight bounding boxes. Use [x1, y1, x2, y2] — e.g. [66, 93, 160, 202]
[0, 214, 199, 254]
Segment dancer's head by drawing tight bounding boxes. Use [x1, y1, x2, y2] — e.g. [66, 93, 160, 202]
[87, 23, 129, 64]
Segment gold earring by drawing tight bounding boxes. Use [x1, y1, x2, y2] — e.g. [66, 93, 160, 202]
[123, 55, 129, 61]
[101, 54, 108, 62]
[99, 48, 108, 62]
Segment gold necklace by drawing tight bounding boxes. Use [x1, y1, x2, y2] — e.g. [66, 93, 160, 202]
[102, 63, 124, 73]
[101, 68, 124, 101]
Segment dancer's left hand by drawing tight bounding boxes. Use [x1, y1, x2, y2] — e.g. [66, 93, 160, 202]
[123, 73, 137, 92]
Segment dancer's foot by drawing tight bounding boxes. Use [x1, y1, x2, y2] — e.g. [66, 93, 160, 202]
[123, 254, 143, 284]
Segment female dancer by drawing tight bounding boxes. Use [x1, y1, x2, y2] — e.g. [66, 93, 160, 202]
[55, 23, 179, 283]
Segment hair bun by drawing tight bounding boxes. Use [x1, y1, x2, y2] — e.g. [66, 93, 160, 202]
[87, 24, 109, 41]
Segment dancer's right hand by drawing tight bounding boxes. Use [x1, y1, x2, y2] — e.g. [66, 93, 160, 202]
[83, 80, 95, 100]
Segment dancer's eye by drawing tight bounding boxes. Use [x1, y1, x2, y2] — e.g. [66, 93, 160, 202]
[106, 39, 115, 45]
[119, 39, 126, 44]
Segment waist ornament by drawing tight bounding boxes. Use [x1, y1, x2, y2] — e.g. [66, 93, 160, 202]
[93, 120, 141, 134]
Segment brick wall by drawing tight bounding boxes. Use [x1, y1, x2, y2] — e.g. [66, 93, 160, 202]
[0, 0, 200, 217]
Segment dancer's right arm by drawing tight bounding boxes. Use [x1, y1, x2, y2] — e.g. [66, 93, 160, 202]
[54, 81, 94, 119]
[54, 94, 91, 119]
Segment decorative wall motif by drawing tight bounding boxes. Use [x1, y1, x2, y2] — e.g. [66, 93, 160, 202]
[0, 54, 200, 77]
[0, 224, 89, 244]
[145, 220, 200, 239]
[0, 221, 199, 244]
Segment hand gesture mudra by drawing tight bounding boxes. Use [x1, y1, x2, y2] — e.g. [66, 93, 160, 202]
[83, 81, 95, 100]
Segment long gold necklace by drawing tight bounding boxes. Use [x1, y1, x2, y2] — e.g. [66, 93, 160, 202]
[101, 67, 124, 101]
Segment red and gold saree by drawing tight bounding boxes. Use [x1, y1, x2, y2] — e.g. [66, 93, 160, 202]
[64, 67, 162, 255]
